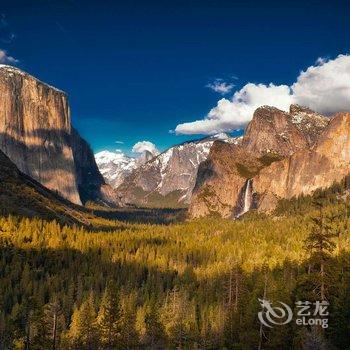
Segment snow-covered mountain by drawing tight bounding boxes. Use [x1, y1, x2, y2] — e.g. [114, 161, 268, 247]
[95, 150, 138, 188]
[116, 133, 242, 208]
[95, 148, 157, 188]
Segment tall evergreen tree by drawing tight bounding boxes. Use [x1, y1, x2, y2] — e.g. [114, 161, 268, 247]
[68, 292, 98, 350]
[305, 206, 336, 300]
[96, 281, 121, 350]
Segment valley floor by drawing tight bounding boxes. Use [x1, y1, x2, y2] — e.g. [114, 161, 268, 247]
[0, 202, 349, 349]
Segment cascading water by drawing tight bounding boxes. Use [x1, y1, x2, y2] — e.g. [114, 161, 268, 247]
[235, 179, 253, 218]
[243, 179, 252, 213]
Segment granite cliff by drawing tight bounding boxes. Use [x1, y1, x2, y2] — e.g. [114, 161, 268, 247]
[189, 104, 346, 218]
[0, 65, 117, 206]
[254, 112, 350, 211]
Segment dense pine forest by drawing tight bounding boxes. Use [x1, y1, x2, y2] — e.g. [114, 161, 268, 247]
[0, 178, 350, 349]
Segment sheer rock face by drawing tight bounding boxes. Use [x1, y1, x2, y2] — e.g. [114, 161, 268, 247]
[0, 65, 117, 206]
[0, 65, 81, 204]
[71, 128, 119, 206]
[242, 105, 329, 157]
[189, 105, 342, 218]
[253, 112, 350, 211]
[189, 142, 262, 218]
[0, 149, 91, 225]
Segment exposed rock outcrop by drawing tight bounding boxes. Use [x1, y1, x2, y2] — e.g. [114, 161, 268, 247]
[0, 64, 81, 204]
[71, 128, 119, 206]
[189, 105, 339, 218]
[0, 65, 118, 206]
[253, 112, 350, 211]
[189, 141, 262, 218]
[242, 105, 329, 156]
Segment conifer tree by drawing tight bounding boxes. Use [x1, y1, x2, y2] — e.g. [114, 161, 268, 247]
[119, 292, 139, 349]
[68, 293, 98, 350]
[96, 281, 121, 350]
[305, 206, 336, 300]
[144, 301, 166, 349]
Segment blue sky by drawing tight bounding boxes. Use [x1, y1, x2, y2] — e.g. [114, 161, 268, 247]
[1, 0, 350, 154]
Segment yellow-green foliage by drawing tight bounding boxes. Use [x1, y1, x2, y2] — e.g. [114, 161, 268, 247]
[0, 202, 349, 349]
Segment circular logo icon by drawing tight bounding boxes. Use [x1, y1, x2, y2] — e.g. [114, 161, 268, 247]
[258, 298, 293, 328]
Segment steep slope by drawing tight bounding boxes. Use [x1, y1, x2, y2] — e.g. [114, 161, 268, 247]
[0, 64, 81, 204]
[253, 112, 350, 211]
[189, 141, 262, 218]
[71, 129, 119, 206]
[0, 65, 118, 206]
[0, 149, 92, 225]
[242, 105, 329, 156]
[117, 134, 241, 208]
[189, 105, 333, 218]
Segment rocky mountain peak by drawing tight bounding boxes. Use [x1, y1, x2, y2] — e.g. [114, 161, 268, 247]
[242, 105, 309, 156]
[0, 64, 66, 94]
[289, 104, 330, 146]
[137, 150, 154, 165]
[242, 104, 330, 157]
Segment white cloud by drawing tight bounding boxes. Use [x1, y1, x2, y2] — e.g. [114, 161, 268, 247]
[115, 140, 124, 144]
[176, 83, 293, 135]
[0, 49, 18, 64]
[132, 141, 159, 156]
[175, 54, 350, 135]
[206, 79, 235, 95]
[292, 54, 350, 115]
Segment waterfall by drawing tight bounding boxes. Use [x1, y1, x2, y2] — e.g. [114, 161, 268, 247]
[235, 179, 253, 218]
[243, 179, 252, 213]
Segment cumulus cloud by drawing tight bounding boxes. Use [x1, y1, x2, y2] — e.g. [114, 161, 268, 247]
[206, 79, 235, 95]
[291, 54, 350, 115]
[0, 49, 18, 64]
[175, 54, 350, 135]
[132, 141, 159, 156]
[176, 83, 293, 135]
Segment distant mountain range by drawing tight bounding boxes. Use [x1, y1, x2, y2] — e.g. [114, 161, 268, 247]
[96, 133, 241, 208]
[95, 148, 156, 189]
